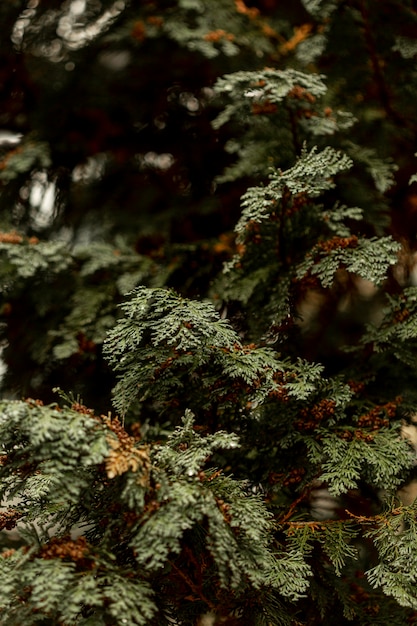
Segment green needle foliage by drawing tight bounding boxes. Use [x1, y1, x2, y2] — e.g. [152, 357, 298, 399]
[2, 0, 417, 624]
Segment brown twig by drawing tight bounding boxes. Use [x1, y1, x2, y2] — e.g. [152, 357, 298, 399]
[168, 559, 218, 613]
[278, 484, 313, 524]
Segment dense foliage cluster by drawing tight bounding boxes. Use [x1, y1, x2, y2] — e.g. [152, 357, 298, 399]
[2, 0, 417, 624]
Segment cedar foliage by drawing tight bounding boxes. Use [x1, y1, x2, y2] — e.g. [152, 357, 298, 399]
[2, 0, 417, 624]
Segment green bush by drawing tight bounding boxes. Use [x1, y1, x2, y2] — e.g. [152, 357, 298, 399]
[2, 1, 417, 623]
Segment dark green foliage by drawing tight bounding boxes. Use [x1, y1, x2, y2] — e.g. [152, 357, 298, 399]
[0, 399, 313, 624]
[104, 285, 290, 418]
[2, 0, 417, 624]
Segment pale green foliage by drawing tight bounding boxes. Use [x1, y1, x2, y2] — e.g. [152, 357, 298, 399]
[0, 236, 165, 367]
[212, 70, 354, 182]
[51, 287, 114, 359]
[0, 557, 77, 615]
[297, 236, 401, 288]
[285, 521, 359, 577]
[152, 0, 275, 59]
[0, 402, 315, 623]
[155, 409, 240, 477]
[234, 145, 353, 239]
[105, 286, 296, 415]
[360, 287, 417, 366]
[301, 109, 356, 136]
[393, 36, 417, 59]
[366, 504, 417, 609]
[322, 203, 363, 237]
[132, 411, 311, 598]
[320, 523, 359, 576]
[216, 263, 274, 305]
[0, 399, 109, 510]
[218, 146, 357, 336]
[0, 240, 71, 282]
[318, 429, 414, 496]
[301, 0, 339, 19]
[319, 376, 354, 408]
[295, 31, 327, 65]
[346, 142, 399, 193]
[104, 577, 156, 626]
[0, 139, 51, 182]
[0, 550, 156, 625]
[101, 278, 417, 617]
[213, 69, 327, 128]
[262, 549, 313, 600]
[274, 145, 353, 197]
[283, 359, 325, 400]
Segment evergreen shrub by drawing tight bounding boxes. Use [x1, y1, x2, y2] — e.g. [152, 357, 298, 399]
[1, 0, 417, 623]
